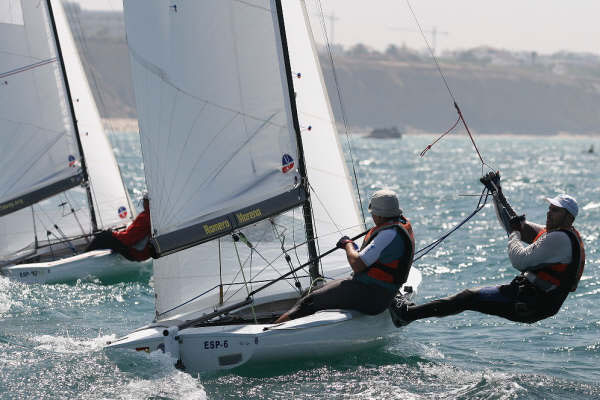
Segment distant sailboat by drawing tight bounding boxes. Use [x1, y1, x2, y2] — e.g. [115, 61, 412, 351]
[369, 126, 403, 139]
[107, 0, 421, 372]
[0, 0, 142, 283]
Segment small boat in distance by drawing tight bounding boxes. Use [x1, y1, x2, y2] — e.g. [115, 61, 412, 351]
[369, 126, 403, 139]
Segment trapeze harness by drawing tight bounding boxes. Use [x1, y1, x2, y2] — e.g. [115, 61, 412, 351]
[359, 217, 415, 287]
[528, 227, 585, 293]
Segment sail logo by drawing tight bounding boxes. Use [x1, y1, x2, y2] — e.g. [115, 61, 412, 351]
[0, 198, 24, 212]
[236, 209, 262, 224]
[68, 155, 76, 167]
[203, 220, 231, 235]
[281, 154, 294, 173]
[118, 206, 128, 219]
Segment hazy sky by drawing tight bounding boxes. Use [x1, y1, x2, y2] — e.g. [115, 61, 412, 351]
[74, 0, 600, 55]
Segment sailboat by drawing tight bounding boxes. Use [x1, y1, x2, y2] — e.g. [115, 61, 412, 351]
[107, 0, 421, 372]
[0, 0, 141, 284]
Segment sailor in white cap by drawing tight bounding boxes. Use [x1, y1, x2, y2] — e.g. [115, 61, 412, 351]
[393, 173, 585, 326]
[275, 189, 415, 323]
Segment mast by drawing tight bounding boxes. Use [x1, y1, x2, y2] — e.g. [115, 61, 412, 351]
[45, 0, 98, 232]
[31, 207, 38, 249]
[274, 0, 320, 279]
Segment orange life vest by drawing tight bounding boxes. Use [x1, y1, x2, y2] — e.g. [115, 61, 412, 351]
[531, 227, 585, 292]
[359, 217, 415, 286]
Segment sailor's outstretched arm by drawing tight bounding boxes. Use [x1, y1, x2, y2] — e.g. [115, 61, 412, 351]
[481, 172, 543, 242]
[491, 193, 513, 235]
[481, 171, 513, 235]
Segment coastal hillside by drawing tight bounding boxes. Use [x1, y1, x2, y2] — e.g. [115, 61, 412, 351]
[65, 5, 600, 135]
[320, 48, 600, 135]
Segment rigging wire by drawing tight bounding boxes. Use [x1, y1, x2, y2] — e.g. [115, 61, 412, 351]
[162, 219, 365, 316]
[307, 181, 342, 234]
[291, 207, 303, 268]
[232, 238, 258, 323]
[155, 275, 312, 318]
[218, 238, 223, 305]
[222, 229, 300, 302]
[314, 0, 366, 226]
[419, 116, 460, 157]
[0, 58, 57, 80]
[221, 225, 276, 299]
[405, 0, 495, 174]
[62, 192, 89, 241]
[271, 220, 303, 292]
[413, 187, 490, 263]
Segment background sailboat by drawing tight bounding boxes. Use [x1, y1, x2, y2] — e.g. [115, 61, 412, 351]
[0, 0, 141, 283]
[107, 0, 420, 372]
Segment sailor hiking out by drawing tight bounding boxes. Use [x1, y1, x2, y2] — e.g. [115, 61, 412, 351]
[391, 172, 585, 325]
[275, 189, 414, 323]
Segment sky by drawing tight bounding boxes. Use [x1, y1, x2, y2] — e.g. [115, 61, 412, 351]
[73, 0, 600, 55]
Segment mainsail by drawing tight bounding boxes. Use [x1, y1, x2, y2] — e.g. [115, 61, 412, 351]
[123, 0, 363, 320]
[0, 0, 83, 215]
[0, 0, 133, 262]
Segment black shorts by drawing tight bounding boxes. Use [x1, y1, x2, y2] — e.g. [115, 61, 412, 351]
[286, 278, 397, 320]
[405, 275, 568, 324]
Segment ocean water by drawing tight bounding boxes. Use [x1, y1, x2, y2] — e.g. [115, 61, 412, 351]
[0, 132, 598, 399]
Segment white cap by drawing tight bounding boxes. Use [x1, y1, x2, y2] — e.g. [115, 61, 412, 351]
[545, 194, 578, 218]
[368, 189, 402, 217]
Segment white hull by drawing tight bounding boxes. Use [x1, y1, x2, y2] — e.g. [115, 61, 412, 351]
[107, 268, 421, 373]
[0, 250, 148, 284]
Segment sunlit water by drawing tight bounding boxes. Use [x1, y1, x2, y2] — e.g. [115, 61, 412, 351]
[0, 132, 598, 399]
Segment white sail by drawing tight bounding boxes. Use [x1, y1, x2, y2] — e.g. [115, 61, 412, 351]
[282, 0, 364, 273]
[152, 213, 311, 319]
[124, 0, 303, 250]
[0, 0, 83, 215]
[0, 0, 133, 263]
[0, 207, 36, 261]
[110, 0, 422, 371]
[124, 0, 315, 318]
[50, 0, 134, 229]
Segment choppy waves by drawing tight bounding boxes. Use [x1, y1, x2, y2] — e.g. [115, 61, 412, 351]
[1, 133, 598, 399]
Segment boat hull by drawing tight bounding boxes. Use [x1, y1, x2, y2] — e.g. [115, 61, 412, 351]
[106, 268, 421, 372]
[107, 309, 399, 372]
[183, 309, 395, 371]
[0, 250, 147, 284]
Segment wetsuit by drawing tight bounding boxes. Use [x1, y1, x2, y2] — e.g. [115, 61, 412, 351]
[286, 220, 412, 320]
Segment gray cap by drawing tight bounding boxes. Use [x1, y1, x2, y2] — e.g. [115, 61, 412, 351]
[546, 194, 578, 218]
[368, 189, 402, 217]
